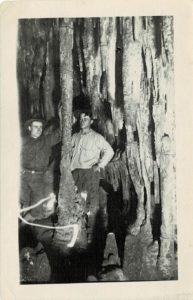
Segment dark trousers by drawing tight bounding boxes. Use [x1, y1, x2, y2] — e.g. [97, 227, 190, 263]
[19, 171, 55, 251]
[72, 168, 107, 276]
[72, 168, 100, 236]
[20, 171, 53, 219]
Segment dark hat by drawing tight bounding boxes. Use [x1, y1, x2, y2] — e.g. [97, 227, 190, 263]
[24, 117, 46, 131]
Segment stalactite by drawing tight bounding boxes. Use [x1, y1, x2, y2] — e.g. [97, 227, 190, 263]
[18, 19, 50, 118]
[75, 19, 84, 89]
[104, 152, 130, 202]
[134, 16, 144, 43]
[43, 28, 55, 120]
[113, 107, 124, 137]
[153, 161, 160, 204]
[99, 17, 109, 73]
[119, 153, 130, 201]
[99, 17, 117, 144]
[147, 17, 158, 100]
[106, 17, 116, 106]
[103, 118, 115, 145]
[123, 34, 142, 129]
[82, 18, 102, 119]
[115, 17, 124, 110]
[99, 17, 108, 101]
[82, 18, 115, 144]
[149, 18, 166, 168]
[31, 20, 49, 116]
[82, 18, 94, 98]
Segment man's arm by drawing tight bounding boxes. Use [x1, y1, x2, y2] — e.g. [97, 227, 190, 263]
[94, 136, 114, 171]
[45, 104, 62, 146]
[49, 128, 61, 146]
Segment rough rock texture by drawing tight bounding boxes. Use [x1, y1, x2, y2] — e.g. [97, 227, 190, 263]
[53, 19, 87, 251]
[20, 245, 51, 283]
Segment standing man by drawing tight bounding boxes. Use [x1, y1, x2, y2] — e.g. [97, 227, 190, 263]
[20, 116, 61, 220]
[71, 109, 114, 243]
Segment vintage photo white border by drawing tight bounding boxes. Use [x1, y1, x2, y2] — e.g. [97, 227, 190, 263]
[0, 0, 193, 299]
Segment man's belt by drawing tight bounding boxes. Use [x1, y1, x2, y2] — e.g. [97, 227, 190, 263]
[21, 169, 44, 174]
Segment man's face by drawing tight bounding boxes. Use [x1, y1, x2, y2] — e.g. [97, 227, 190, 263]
[80, 113, 93, 129]
[29, 121, 43, 139]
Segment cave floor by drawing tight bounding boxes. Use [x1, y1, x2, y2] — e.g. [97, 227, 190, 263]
[19, 225, 178, 283]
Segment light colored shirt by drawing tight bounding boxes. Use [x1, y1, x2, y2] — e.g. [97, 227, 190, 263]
[71, 129, 114, 171]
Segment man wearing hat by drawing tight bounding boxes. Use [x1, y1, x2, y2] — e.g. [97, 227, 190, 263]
[20, 115, 61, 220]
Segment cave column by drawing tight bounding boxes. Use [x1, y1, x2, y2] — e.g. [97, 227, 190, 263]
[122, 17, 145, 236]
[157, 17, 176, 279]
[54, 19, 85, 248]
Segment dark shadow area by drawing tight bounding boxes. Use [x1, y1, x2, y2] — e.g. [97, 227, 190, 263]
[100, 178, 137, 268]
[115, 17, 124, 109]
[49, 142, 61, 194]
[19, 208, 108, 283]
[151, 203, 161, 241]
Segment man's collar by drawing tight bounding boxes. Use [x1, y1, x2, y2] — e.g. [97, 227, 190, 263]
[29, 134, 42, 140]
[80, 129, 92, 135]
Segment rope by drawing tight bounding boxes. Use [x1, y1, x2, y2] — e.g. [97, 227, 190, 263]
[20, 195, 51, 213]
[19, 194, 79, 248]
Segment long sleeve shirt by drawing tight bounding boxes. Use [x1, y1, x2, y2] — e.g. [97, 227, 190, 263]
[21, 129, 61, 172]
[71, 129, 114, 171]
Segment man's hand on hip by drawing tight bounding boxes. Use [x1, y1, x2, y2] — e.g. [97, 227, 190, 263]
[92, 164, 100, 172]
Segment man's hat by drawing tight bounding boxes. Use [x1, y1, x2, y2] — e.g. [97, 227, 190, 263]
[24, 116, 46, 131]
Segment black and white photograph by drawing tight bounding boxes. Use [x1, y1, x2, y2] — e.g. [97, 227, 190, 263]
[17, 16, 177, 284]
[0, 1, 193, 299]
